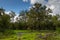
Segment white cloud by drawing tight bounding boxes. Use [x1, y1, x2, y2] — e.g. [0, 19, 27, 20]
[5, 11, 10, 15]
[46, 0, 60, 14]
[30, 0, 45, 4]
[30, 0, 36, 4]
[50, 5, 55, 10]
[13, 14, 19, 22]
[23, 0, 28, 2]
[5, 11, 19, 22]
[22, 0, 45, 4]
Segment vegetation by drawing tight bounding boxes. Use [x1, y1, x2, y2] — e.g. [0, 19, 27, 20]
[0, 30, 60, 40]
[0, 3, 60, 40]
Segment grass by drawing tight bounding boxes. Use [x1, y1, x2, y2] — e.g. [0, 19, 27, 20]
[0, 30, 60, 40]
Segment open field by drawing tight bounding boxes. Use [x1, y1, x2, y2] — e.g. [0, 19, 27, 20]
[0, 30, 60, 40]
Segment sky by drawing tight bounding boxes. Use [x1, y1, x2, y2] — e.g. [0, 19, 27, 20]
[0, 0, 60, 15]
[0, 0, 31, 14]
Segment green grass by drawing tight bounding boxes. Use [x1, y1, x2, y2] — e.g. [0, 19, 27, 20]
[0, 30, 60, 40]
[0, 30, 38, 40]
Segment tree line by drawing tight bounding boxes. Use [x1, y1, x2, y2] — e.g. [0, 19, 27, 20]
[0, 3, 60, 32]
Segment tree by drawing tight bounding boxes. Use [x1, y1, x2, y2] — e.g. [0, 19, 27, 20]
[26, 3, 52, 30]
[17, 11, 28, 29]
[0, 8, 11, 32]
[0, 14, 10, 32]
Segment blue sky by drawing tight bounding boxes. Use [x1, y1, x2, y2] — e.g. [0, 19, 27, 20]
[0, 0, 31, 13]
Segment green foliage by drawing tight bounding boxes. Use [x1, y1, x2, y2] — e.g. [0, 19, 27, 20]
[0, 3, 60, 33]
[0, 14, 10, 32]
[8, 3, 60, 30]
[26, 3, 56, 30]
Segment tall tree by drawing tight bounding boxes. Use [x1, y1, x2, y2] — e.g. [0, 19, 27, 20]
[26, 3, 52, 30]
[0, 13, 10, 32]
